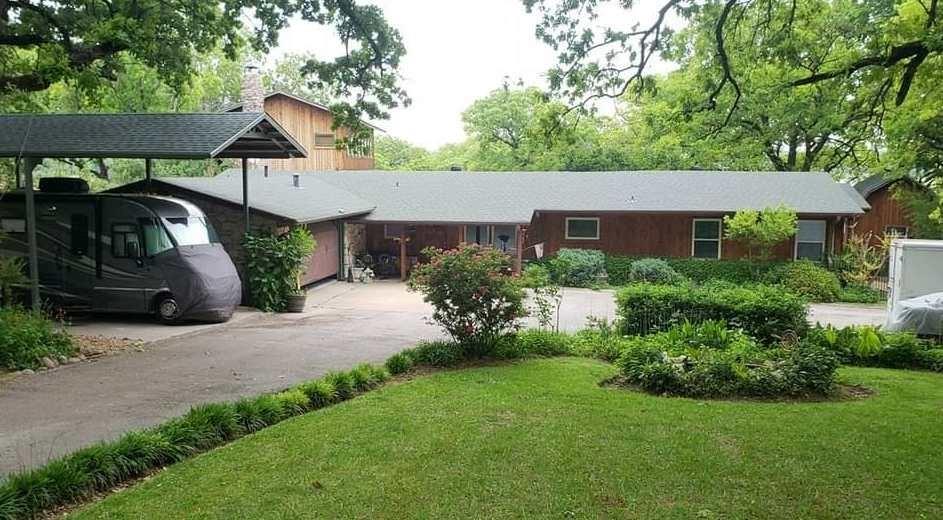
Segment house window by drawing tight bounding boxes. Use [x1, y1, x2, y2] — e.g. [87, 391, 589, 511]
[795, 220, 827, 261]
[384, 224, 406, 239]
[314, 133, 335, 148]
[465, 225, 492, 245]
[692, 219, 722, 259]
[112, 223, 142, 258]
[885, 225, 908, 238]
[70, 214, 89, 256]
[565, 217, 599, 240]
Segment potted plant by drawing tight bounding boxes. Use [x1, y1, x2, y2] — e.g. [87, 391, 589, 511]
[284, 227, 316, 313]
[243, 227, 316, 313]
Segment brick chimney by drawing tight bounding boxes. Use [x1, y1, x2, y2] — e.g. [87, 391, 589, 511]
[241, 63, 265, 113]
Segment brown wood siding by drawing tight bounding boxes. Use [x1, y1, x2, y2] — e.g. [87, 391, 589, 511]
[528, 212, 842, 261]
[852, 185, 914, 242]
[364, 224, 463, 257]
[253, 94, 375, 171]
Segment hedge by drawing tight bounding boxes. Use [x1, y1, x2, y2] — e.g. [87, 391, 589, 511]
[616, 283, 808, 343]
[606, 256, 784, 286]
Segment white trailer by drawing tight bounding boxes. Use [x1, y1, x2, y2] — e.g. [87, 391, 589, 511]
[885, 239, 943, 335]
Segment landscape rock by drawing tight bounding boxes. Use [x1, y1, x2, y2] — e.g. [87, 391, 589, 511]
[68, 357, 82, 364]
[19, 369, 35, 375]
[41, 356, 59, 369]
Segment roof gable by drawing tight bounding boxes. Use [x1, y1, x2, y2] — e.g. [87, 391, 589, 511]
[0, 113, 307, 159]
[225, 91, 385, 132]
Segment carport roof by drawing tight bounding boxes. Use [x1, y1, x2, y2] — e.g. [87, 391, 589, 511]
[0, 112, 307, 159]
[196, 169, 867, 224]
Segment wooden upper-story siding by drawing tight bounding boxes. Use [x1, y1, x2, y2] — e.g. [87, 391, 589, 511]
[852, 184, 915, 241]
[238, 93, 375, 171]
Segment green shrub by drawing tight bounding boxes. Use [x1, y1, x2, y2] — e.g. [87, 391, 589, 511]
[569, 317, 629, 362]
[605, 256, 782, 286]
[349, 363, 382, 392]
[493, 329, 572, 359]
[919, 349, 943, 371]
[616, 321, 838, 398]
[298, 379, 337, 408]
[324, 371, 355, 400]
[806, 324, 940, 371]
[385, 352, 414, 375]
[273, 388, 310, 416]
[243, 227, 316, 312]
[407, 340, 467, 367]
[409, 245, 525, 353]
[520, 263, 552, 288]
[551, 248, 607, 287]
[765, 260, 841, 302]
[839, 284, 885, 304]
[234, 395, 286, 433]
[616, 283, 808, 344]
[0, 307, 75, 370]
[627, 258, 685, 285]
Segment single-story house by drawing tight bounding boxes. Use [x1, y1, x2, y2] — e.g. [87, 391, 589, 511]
[114, 169, 873, 283]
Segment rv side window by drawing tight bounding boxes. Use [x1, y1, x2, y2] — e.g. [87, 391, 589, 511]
[140, 219, 174, 256]
[71, 215, 89, 256]
[112, 224, 142, 258]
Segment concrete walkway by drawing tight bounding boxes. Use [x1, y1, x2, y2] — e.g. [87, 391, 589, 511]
[0, 281, 439, 475]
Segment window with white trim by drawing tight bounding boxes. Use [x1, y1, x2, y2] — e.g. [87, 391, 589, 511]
[885, 225, 908, 238]
[692, 219, 721, 259]
[565, 217, 599, 240]
[795, 220, 827, 261]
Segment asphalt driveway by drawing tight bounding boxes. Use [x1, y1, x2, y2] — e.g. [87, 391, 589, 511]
[0, 282, 886, 475]
[0, 281, 440, 475]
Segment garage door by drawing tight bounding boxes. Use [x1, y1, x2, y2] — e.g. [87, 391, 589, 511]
[302, 221, 339, 285]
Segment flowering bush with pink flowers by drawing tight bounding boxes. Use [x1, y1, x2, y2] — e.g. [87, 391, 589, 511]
[409, 244, 526, 354]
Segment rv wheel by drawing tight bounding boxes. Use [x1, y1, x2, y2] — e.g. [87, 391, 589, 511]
[155, 294, 180, 324]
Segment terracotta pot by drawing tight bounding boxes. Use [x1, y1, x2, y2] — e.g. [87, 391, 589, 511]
[285, 293, 307, 313]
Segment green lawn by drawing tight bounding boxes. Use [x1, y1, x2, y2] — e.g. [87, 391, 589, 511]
[74, 358, 943, 519]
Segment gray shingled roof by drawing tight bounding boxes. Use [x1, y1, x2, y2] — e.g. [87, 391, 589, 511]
[841, 183, 871, 210]
[0, 113, 307, 159]
[200, 169, 865, 224]
[150, 174, 374, 224]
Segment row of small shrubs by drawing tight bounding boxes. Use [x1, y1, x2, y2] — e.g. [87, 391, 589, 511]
[0, 362, 389, 519]
[617, 321, 840, 398]
[0, 306, 75, 371]
[606, 256, 783, 286]
[615, 282, 808, 344]
[606, 255, 884, 304]
[805, 324, 943, 371]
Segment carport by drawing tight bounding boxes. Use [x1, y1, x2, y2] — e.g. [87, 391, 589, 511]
[0, 112, 307, 308]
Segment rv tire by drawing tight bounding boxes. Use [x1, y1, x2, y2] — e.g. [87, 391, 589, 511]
[155, 294, 180, 324]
